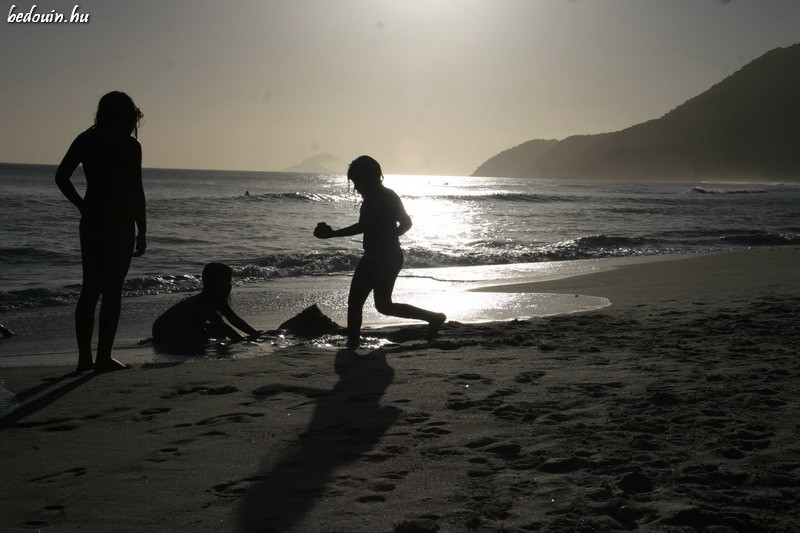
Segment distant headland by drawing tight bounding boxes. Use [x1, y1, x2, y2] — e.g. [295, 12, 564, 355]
[473, 43, 800, 183]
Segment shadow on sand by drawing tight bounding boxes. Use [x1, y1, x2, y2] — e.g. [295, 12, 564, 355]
[0, 372, 96, 431]
[237, 349, 399, 532]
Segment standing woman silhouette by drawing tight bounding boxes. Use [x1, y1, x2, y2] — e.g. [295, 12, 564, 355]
[56, 91, 147, 372]
[314, 155, 445, 349]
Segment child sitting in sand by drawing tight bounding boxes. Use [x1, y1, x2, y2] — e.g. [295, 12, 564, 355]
[152, 262, 260, 346]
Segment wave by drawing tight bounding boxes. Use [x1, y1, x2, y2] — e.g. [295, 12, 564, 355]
[691, 187, 767, 195]
[403, 192, 577, 204]
[238, 251, 362, 280]
[719, 232, 800, 246]
[0, 246, 70, 263]
[243, 192, 342, 203]
[603, 206, 676, 215]
[123, 275, 202, 295]
[2, 231, 796, 311]
[0, 241, 636, 310]
[155, 190, 579, 207]
[0, 287, 78, 311]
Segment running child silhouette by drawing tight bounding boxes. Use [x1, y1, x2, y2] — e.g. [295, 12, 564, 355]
[314, 155, 446, 349]
[152, 262, 260, 347]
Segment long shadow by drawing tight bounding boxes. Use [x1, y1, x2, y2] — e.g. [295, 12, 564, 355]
[237, 349, 399, 532]
[0, 372, 96, 431]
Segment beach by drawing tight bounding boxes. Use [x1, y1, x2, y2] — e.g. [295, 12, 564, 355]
[1, 247, 798, 532]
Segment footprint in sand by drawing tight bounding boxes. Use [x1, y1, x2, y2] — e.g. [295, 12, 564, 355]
[350, 477, 396, 503]
[357, 445, 410, 462]
[161, 385, 239, 399]
[415, 422, 452, 440]
[45, 422, 79, 432]
[403, 411, 431, 425]
[208, 480, 250, 500]
[200, 430, 228, 437]
[448, 373, 494, 385]
[485, 442, 523, 460]
[195, 412, 265, 426]
[465, 437, 500, 449]
[135, 407, 171, 422]
[145, 447, 182, 463]
[29, 467, 87, 483]
[492, 404, 530, 421]
[20, 504, 66, 528]
[356, 494, 386, 503]
[514, 371, 546, 384]
[380, 470, 409, 481]
[488, 387, 519, 399]
[466, 469, 494, 478]
[537, 457, 596, 474]
[13, 417, 76, 431]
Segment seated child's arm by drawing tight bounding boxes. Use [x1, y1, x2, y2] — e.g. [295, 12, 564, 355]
[207, 311, 246, 342]
[219, 302, 260, 338]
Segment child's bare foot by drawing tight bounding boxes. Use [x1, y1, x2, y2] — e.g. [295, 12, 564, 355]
[94, 358, 129, 373]
[427, 313, 447, 338]
[345, 337, 360, 351]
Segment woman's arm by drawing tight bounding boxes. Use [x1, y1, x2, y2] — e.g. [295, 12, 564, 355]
[131, 141, 147, 257]
[54, 138, 84, 213]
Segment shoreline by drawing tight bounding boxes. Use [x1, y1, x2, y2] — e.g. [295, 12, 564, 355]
[474, 246, 799, 307]
[1, 246, 798, 531]
[2, 247, 795, 368]
[0, 253, 649, 368]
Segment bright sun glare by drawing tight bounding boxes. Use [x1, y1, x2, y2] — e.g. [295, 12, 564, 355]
[383, 174, 479, 255]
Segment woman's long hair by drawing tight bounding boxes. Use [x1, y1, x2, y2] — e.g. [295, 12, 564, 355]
[94, 91, 144, 138]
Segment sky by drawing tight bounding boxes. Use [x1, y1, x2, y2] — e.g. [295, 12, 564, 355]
[2, 0, 799, 176]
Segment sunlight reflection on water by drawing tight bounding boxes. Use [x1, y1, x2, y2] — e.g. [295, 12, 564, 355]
[230, 259, 621, 329]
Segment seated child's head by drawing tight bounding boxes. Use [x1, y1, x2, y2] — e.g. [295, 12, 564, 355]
[202, 262, 233, 300]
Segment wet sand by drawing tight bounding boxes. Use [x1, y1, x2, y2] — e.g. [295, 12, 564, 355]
[1, 247, 798, 532]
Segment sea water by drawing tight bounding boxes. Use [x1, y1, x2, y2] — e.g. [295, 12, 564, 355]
[2, 162, 799, 311]
[2, 163, 799, 367]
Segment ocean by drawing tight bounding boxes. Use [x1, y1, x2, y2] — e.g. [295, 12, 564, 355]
[2, 162, 799, 312]
[1, 162, 799, 369]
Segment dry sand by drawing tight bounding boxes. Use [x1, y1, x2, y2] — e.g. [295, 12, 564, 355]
[1, 247, 798, 532]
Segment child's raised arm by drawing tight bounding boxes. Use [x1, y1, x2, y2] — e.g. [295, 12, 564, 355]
[314, 221, 363, 239]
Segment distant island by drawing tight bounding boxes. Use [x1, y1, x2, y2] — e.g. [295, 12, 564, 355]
[284, 153, 340, 174]
[473, 43, 800, 182]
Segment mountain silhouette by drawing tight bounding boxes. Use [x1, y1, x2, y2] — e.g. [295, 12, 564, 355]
[284, 153, 339, 173]
[473, 43, 800, 182]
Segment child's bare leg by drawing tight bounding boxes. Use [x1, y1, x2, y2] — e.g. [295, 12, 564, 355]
[346, 264, 373, 348]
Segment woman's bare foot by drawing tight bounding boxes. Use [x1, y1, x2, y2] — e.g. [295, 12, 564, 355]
[427, 313, 447, 338]
[94, 358, 129, 373]
[75, 358, 94, 373]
